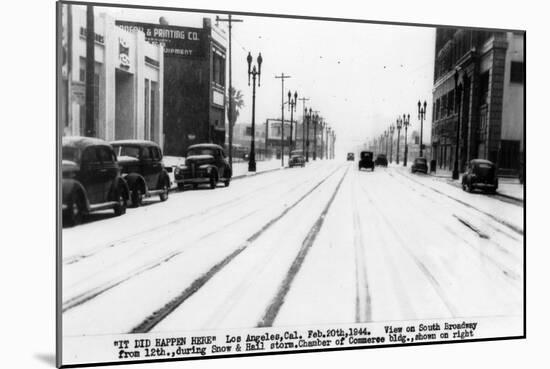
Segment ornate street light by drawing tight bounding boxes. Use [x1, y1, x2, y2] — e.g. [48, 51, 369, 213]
[305, 108, 312, 162]
[418, 100, 427, 157]
[246, 52, 262, 172]
[287, 90, 298, 158]
[403, 113, 411, 166]
[389, 124, 395, 164]
[396, 117, 403, 164]
[313, 112, 319, 160]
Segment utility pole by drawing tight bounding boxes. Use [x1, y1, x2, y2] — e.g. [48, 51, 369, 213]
[275, 73, 291, 167]
[298, 97, 310, 152]
[85, 5, 95, 137]
[216, 14, 243, 170]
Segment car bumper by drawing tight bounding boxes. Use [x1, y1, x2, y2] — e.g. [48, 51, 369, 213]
[472, 182, 498, 190]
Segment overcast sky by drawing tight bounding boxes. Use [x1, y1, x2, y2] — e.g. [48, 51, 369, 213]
[99, 5, 435, 155]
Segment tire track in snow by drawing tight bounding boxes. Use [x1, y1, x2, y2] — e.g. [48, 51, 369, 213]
[63, 169, 313, 266]
[355, 178, 459, 317]
[257, 167, 349, 327]
[352, 190, 372, 323]
[129, 165, 345, 333]
[391, 170, 523, 236]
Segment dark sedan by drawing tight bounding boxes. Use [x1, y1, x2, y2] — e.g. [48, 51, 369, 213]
[375, 154, 388, 167]
[289, 150, 306, 167]
[411, 157, 428, 174]
[358, 151, 375, 171]
[462, 159, 498, 193]
[174, 144, 232, 190]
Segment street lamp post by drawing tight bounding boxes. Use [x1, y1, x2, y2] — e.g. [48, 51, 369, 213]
[246, 52, 262, 172]
[287, 91, 298, 160]
[384, 130, 388, 157]
[418, 100, 427, 157]
[298, 97, 309, 153]
[325, 124, 330, 159]
[313, 113, 319, 160]
[396, 117, 402, 164]
[305, 108, 312, 162]
[275, 73, 291, 167]
[389, 124, 395, 163]
[319, 120, 325, 160]
[403, 114, 410, 166]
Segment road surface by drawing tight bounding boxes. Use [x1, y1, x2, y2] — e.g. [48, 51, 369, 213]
[61, 161, 523, 337]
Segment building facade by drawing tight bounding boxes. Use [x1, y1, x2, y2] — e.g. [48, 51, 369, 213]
[59, 5, 164, 146]
[431, 28, 524, 174]
[116, 18, 227, 157]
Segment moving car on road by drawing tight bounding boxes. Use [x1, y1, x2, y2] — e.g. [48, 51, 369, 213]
[461, 159, 499, 193]
[411, 157, 428, 174]
[62, 136, 129, 226]
[358, 151, 375, 171]
[289, 150, 306, 167]
[111, 140, 170, 207]
[375, 154, 388, 167]
[174, 144, 232, 190]
[347, 152, 355, 161]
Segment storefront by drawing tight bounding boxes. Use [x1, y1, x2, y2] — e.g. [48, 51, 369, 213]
[59, 5, 164, 147]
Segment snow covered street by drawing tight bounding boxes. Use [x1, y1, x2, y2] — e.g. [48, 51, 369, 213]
[61, 160, 523, 337]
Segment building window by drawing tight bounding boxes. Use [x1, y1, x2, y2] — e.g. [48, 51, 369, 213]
[510, 61, 524, 84]
[441, 94, 448, 118]
[212, 52, 225, 87]
[435, 99, 441, 120]
[448, 89, 455, 114]
[245, 126, 252, 136]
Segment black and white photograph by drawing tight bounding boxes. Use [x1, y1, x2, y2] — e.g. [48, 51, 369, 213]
[54, 0, 527, 367]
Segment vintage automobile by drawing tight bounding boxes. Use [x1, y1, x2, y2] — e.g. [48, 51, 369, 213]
[358, 151, 375, 171]
[375, 154, 388, 167]
[174, 144, 232, 190]
[347, 152, 355, 161]
[461, 159, 499, 193]
[111, 140, 170, 207]
[62, 136, 129, 226]
[289, 150, 306, 167]
[411, 157, 428, 174]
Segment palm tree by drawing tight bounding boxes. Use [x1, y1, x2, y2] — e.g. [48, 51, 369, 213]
[227, 86, 244, 128]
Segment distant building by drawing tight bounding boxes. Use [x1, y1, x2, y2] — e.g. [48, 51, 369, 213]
[431, 28, 524, 174]
[59, 5, 164, 145]
[116, 18, 227, 157]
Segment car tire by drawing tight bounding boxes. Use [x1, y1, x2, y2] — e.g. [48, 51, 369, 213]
[113, 185, 127, 216]
[65, 191, 84, 227]
[209, 171, 218, 189]
[159, 178, 169, 201]
[467, 182, 474, 193]
[131, 186, 144, 208]
[224, 178, 230, 187]
[192, 183, 198, 190]
[177, 183, 185, 191]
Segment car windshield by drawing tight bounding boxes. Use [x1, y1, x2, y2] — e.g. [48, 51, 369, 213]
[62, 147, 80, 162]
[361, 152, 372, 159]
[113, 145, 140, 158]
[415, 158, 427, 164]
[187, 148, 216, 157]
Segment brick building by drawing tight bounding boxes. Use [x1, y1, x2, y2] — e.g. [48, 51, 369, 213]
[116, 18, 227, 157]
[431, 28, 524, 175]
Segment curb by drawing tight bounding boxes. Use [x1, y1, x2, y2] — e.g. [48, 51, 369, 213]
[232, 166, 284, 181]
[435, 175, 524, 204]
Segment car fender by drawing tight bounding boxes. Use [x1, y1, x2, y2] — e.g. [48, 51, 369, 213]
[110, 176, 130, 200]
[123, 173, 147, 193]
[157, 169, 171, 188]
[62, 178, 90, 211]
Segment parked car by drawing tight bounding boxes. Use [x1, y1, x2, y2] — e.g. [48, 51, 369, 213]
[461, 159, 498, 193]
[411, 157, 428, 174]
[174, 144, 232, 190]
[289, 150, 306, 167]
[62, 136, 129, 226]
[111, 140, 170, 207]
[347, 152, 355, 161]
[358, 151, 375, 171]
[375, 154, 388, 167]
